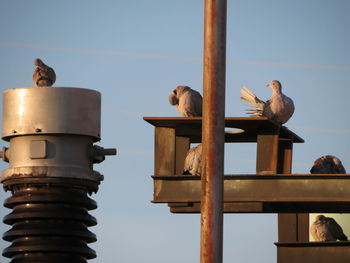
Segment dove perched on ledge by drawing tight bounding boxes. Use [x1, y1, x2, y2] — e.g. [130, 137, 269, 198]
[310, 155, 346, 174]
[183, 144, 202, 176]
[169, 85, 202, 117]
[310, 215, 348, 241]
[240, 80, 294, 124]
[33, 58, 56, 87]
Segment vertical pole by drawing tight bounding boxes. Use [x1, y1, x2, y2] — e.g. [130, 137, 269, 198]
[200, 0, 227, 263]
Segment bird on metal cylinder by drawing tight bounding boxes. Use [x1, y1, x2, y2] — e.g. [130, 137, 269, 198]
[310, 155, 346, 174]
[33, 58, 56, 87]
[240, 80, 294, 124]
[183, 144, 202, 176]
[169, 85, 202, 117]
[310, 215, 348, 241]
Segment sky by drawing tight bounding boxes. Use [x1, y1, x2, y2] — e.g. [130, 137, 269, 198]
[0, 0, 350, 262]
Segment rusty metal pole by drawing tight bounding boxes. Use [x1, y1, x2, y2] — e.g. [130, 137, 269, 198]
[200, 0, 227, 263]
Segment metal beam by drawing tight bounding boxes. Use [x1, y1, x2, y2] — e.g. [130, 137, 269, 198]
[152, 174, 350, 210]
[276, 242, 350, 263]
[201, 0, 227, 262]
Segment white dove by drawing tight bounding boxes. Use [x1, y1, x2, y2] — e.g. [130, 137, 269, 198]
[183, 144, 202, 176]
[310, 215, 348, 242]
[33, 58, 56, 87]
[169, 85, 202, 117]
[240, 80, 294, 124]
[310, 155, 346, 174]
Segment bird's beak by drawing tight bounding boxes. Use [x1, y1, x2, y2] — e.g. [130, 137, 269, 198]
[266, 83, 270, 87]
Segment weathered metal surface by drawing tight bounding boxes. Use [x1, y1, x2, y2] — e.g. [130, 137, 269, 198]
[169, 202, 350, 213]
[169, 202, 264, 213]
[169, 202, 350, 214]
[153, 174, 350, 212]
[278, 214, 298, 242]
[175, 137, 190, 175]
[276, 242, 350, 263]
[2, 87, 101, 141]
[277, 139, 299, 243]
[1, 135, 103, 182]
[154, 128, 190, 176]
[155, 127, 176, 175]
[143, 117, 304, 143]
[256, 132, 279, 174]
[6, 134, 91, 167]
[276, 139, 309, 244]
[277, 140, 293, 174]
[200, 0, 227, 262]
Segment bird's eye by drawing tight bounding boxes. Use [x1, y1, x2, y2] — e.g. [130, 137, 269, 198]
[173, 89, 177, 95]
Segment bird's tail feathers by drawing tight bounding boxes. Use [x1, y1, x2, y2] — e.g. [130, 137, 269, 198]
[240, 87, 265, 117]
[244, 106, 263, 117]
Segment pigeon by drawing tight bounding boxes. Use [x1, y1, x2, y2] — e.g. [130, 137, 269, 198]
[240, 80, 295, 124]
[310, 215, 348, 241]
[183, 144, 202, 176]
[310, 155, 346, 174]
[33, 58, 56, 87]
[169, 85, 202, 117]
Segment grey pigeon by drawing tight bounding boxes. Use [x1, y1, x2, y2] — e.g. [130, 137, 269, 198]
[183, 144, 202, 176]
[33, 58, 56, 87]
[240, 80, 295, 124]
[169, 85, 202, 117]
[310, 215, 348, 241]
[310, 155, 346, 174]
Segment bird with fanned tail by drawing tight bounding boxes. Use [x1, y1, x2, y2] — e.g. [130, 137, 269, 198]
[240, 80, 294, 124]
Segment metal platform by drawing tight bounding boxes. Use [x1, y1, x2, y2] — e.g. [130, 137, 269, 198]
[152, 174, 350, 213]
[144, 116, 350, 262]
[144, 117, 304, 143]
[276, 242, 350, 263]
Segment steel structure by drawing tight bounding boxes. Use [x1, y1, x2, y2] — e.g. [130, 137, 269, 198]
[0, 87, 116, 263]
[144, 116, 350, 263]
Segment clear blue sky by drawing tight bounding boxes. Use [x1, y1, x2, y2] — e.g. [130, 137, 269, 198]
[0, 1, 350, 262]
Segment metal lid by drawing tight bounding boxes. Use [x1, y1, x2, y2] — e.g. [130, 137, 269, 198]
[2, 87, 101, 141]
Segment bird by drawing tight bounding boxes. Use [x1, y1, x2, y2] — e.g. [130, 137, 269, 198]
[310, 155, 346, 174]
[310, 215, 348, 241]
[32, 58, 56, 87]
[183, 144, 202, 176]
[240, 80, 295, 124]
[169, 85, 202, 117]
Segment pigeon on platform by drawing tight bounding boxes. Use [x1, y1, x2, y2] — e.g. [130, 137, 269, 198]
[310, 155, 346, 174]
[169, 85, 202, 117]
[310, 215, 348, 241]
[240, 80, 294, 124]
[183, 144, 202, 176]
[33, 58, 56, 87]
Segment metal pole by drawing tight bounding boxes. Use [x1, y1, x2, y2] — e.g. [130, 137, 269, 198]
[200, 0, 227, 263]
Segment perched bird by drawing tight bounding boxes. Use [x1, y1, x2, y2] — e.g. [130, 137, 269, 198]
[169, 85, 202, 117]
[183, 144, 202, 176]
[310, 215, 348, 241]
[240, 80, 295, 124]
[33, 58, 56, 87]
[310, 155, 346, 174]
